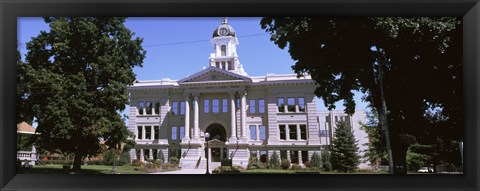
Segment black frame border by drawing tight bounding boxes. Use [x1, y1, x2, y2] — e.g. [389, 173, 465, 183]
[1, 0, 479, 191]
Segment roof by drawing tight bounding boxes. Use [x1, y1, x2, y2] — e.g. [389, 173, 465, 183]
[17, 122, 36, 134]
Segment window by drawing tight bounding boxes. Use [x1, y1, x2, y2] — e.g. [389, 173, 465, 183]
[221, 45, 226, 56]
[258, 99, 265, 114]
[180, 101, 186, 115]
[212, 99, 220, 113]
[146, 101, 152, 115]
[279, 125, 286, 140]
[280, 150, 288, 160]
[138, 101, 144, 115]
[277, 98, 285, 112]
[287, 97, 296, 112]
[222, 62, 226, 70]
[320, 130, 330, 137]
[228, 61, 233, 70]
[260, 150, 267, 163]
[137, 126, 143, 140]
[179, 126, 185, 139]
[145, 126, 151, 140]
[144, 149, 150, 161]
[289, 125, 297, 140]
[153, 149, 158, 160]
[298, 97, 305, 112]
[249, 99, 256, 114]
[154, 126, 159, 140]
[171, 126, 177, 141]
[236, 98, 240, 109]
[222, 99, 228, 113]
[171, 102, 178, 115]
[204, 99, 210, 113]
[155, 102, 160, 115]
[290, 150, 299, 164]
[302, 151, 309, 163]
[216, 62, 220, 68]
[249, 125, 257, 140]
[300, 125, 307, 140]
[259, 125, 266, 141]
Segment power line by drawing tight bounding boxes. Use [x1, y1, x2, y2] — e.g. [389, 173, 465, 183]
[143, 33, 269, 47]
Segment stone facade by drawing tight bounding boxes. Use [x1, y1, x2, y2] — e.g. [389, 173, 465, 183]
[127, 18, 370, 170]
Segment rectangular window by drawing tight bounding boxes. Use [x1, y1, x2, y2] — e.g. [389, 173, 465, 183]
[259, 125, 266, 141]
[289, 125, 297, 140]
[171, 126, 177, 141]
[171, 101, 178, 115]
[302, 151, 309, 163]
[144, 149, 150, 161]
[222, 99, 228, 113]
[280, 150, 288, 160]
[279, 125, 286, 140]
[154, 126, 159, 140]
[146, 101, 152, 115]
[180, 101, 186, 115]
[179, 126, 185, 139]
[228, 61, 233, 70]
[298, 97, 305, 112]
[258, 99, 265, 114]
[277, 98, 285, 112]
[236, 98, 240, 109]
[204, 99, 210, 113]
[290, 150, 299, 164]
[137, 126, 143, 140]
[215, 62, 220, 68]
[260, 150, 267, 163]
[300, 124, 307, 140]
[153, 149, 158, 160]
[212, 99, 220, 113]
[249, 99, 256, 114]
[287, 97, 296, 112]
[145, 126, 151, 140]
[138, 101, 144, 115]
[249, 125, 257, 140]
[155, 102, 160, 115]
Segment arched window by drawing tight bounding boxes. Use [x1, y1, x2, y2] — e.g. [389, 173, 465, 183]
[221, 45, 227, 56]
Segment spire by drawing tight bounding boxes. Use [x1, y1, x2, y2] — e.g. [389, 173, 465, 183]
[222, 17, 228, 24]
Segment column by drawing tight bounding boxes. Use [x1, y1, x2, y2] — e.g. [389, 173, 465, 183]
[149, 149, 154, 160]
[286, 125, 290, 140]
[193, 94, 200, 139]
[183, 94, 190, 142]
[298, 150, 303, 164]
[142, 126, 146, 140]
[140, 149, 145, 162]
[151, 126, 154, 140]
[229, 92, 237, 142]
[297, 125, 301, 140]
[241, 91, 247, 139]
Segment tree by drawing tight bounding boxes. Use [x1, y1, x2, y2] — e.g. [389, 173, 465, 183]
[321, 147, 332, 171]
[360, 110, 388, 166]
[330, 121, 360, 172]
[261, 17, 462, 174]
[18, 17, 146, 171]
[268, 151, 280, 169]
[310, 152, 321, 169]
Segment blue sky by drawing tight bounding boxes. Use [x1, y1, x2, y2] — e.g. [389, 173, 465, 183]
[18, 17, 369, 126]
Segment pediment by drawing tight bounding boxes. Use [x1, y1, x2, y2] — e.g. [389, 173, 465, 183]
[178, 66, 251, 83]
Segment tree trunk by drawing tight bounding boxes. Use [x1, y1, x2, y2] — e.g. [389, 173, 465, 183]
[72, 152, 83, 172]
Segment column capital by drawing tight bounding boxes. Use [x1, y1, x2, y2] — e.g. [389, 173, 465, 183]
[193, 92, 200, 98]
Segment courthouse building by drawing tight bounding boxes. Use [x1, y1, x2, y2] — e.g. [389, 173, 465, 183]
[127, 18, 370, 169]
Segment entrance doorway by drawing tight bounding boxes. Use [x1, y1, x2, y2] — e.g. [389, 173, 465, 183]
[205, 124, 228, 162]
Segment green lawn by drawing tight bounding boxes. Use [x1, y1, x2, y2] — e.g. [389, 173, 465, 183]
[18, 164, 147, 174]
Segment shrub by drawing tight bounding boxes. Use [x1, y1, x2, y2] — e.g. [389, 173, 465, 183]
[247, 155, 258, 169]
[281, 159, 291, 170]
[131, 159, 143, 167]
[304, 161, 313, 168]
[310, 152, 321, 169]
[291, 164, 302, 170]
[116, 152, 130, 166]
[268, 151, 280, 169]
[169, 157, 179, 165]
[86, 160, 105, 165]
[323, 161, 332, 171]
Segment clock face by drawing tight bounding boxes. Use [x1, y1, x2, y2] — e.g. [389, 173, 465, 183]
[219, 28, 228, 36]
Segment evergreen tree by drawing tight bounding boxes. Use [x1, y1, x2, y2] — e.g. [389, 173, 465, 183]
[331, 121, 361, 172]
[268, 151, 280, 169]
[18, 17, 146, 171]
[321, 147, 332, 171]
[360, 110, 388, 166]
[310, 152, 321, 169]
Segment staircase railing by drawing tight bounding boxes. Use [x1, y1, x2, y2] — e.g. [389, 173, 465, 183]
[195, 156, 202, 169]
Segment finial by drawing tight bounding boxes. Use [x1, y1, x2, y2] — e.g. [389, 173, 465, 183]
[222, 17, 228, 24]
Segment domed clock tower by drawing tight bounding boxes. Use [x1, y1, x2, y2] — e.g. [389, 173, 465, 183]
[209, 17, 247, 76]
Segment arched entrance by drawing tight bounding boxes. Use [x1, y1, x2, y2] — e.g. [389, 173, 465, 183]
[205, 124, 227, 162]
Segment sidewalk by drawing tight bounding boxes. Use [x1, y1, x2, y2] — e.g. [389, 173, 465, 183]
[151, 168, 211, 174]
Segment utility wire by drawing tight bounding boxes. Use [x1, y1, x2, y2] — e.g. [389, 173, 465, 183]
[143, 33, 269, 47]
